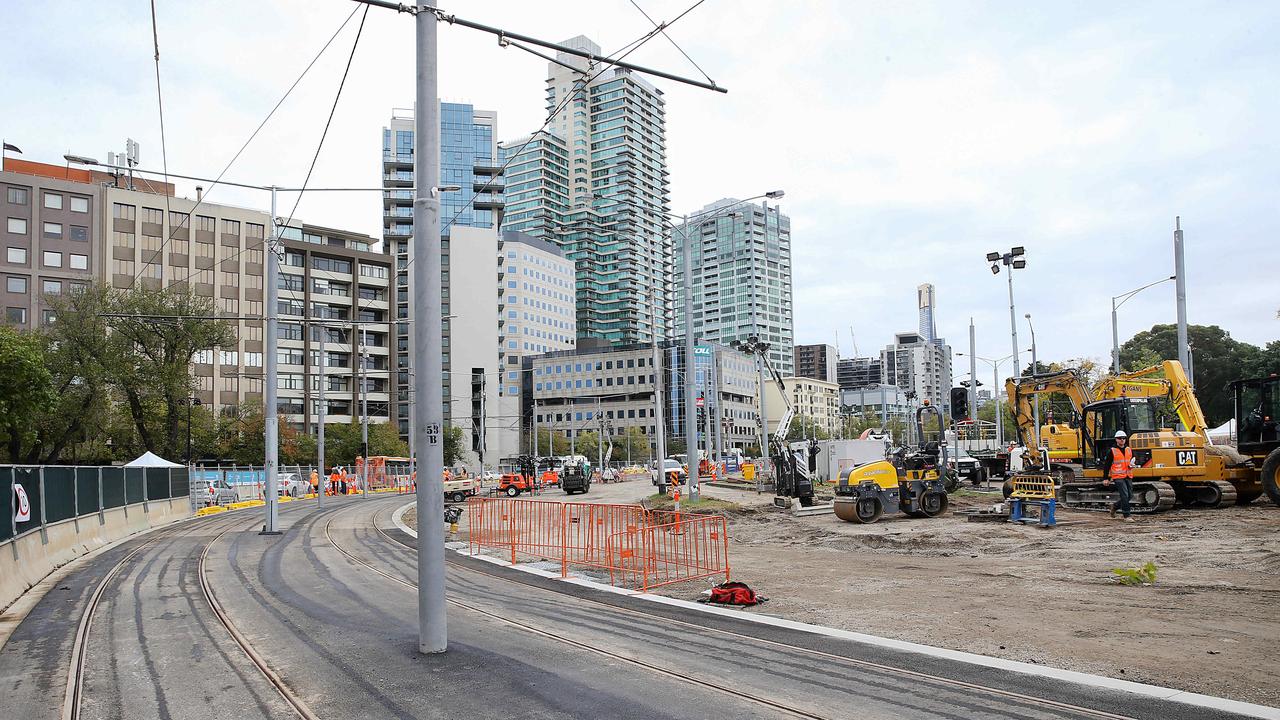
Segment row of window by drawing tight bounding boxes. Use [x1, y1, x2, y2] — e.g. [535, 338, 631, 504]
[534, 407, 656, 423]
[6, 275, 86, 295]
[6, 247, 88, 269]
[536, 375, 652, 391]
[6, 217, 90, 241]
[535, 357, 647, 374]
[5, 188, 90, 213]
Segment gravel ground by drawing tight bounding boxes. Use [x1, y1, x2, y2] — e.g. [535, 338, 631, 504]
[409, 477, 1280, 707]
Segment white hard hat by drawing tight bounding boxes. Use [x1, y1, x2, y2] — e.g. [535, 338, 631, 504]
[1114, 430, 1127, 439]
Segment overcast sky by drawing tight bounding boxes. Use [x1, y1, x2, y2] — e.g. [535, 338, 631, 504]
[3, 0, 1275, 375]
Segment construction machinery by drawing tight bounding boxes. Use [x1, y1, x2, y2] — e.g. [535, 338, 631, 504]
[833, 403, 950, 524]
[1007, 361, 1261, 512]
[732, 336, 819, 508]
[1231, 373, 1280, 504]
[560, 457, 592, 495]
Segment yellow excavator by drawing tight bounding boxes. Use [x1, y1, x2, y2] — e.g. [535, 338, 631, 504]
[1006, 361, 1262, 512]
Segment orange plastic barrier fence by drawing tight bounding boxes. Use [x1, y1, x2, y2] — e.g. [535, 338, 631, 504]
[465, 498, 728, 590]
[606, 514, 730, 592]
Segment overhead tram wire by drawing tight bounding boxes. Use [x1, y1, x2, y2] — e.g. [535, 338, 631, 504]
[395, 0, 713, 278]
[627, 0, 716, 86]
[147, 0, 174, 286]
[129, 5, 362, 285]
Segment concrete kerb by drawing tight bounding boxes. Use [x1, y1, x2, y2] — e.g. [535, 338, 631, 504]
[392, 500, 1280, 720]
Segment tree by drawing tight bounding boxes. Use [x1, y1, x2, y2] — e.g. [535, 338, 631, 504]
[108, 286, 235, 459]
[571, 430, 600, 460]
[442, 424, 465, 466]
[615, 427, 651, 462]
[785, 414, 830, 441]
[0, 326, 54, 461]
[532, 428, 570, 456]
[1120, 324, 1267, 424]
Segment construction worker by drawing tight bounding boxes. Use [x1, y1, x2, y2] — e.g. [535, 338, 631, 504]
[309, 469, 319, 495]
[1104, 430, 1136, 521]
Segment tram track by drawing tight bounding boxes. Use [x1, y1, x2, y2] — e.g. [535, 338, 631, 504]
[329, 503, 1140, 720]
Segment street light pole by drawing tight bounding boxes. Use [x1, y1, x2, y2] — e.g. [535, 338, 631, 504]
[1110, 275, 1177, 374]
[317, 333, 326, 504]
[412, 4, 447, 655]
[1025, 313, 1038, 451]
[680, 215, 700, 500]
[262, 186, 281, 534]
[360, 325, 369, 498]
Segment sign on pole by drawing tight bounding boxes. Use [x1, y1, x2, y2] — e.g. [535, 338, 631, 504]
[13, 483, 31, 523]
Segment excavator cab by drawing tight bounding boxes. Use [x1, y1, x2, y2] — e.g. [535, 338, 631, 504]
[1232, 374, 1280, 504]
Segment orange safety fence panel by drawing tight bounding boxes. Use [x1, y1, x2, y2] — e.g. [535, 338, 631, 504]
[606, 514, 730, 592]
[561, 501, 648, 574]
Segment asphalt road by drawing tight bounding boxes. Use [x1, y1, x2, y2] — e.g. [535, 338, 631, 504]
[0, 494, 1266, 720]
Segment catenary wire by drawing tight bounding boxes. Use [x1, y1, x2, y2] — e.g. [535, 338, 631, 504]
[130, 5, 363, 285]
[627, 0, 715, 85]
[146, 0, 174, 290]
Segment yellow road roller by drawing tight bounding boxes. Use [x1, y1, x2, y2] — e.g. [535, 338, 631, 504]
[834, 404, 950, 524]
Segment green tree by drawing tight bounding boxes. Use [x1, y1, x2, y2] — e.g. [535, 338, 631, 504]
[785, 414, 830, 441]
[442, 424, 466, 466]
[1120, 324, 1266, 424]
[532, 428, 571, 456]
[0, 326, 55, 461]
[571, 430, 600, 460]
[615, 427, 651, 462]
[109, 286, 235, 459]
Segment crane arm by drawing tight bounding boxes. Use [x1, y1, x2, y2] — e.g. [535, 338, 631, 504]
[1006, 369, 1094, 465]
[1094, 360, 1208, 437]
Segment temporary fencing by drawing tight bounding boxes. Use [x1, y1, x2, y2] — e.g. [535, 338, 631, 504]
[466, 497, 729, 591]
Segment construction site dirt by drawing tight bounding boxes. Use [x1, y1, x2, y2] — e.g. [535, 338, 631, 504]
[420, 477, 1279, 707]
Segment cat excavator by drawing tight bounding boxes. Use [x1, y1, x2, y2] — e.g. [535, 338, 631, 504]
[1007, 361, 1262, 512]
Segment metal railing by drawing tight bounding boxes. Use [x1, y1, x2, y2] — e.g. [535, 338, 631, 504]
[0, 465, 190, 544]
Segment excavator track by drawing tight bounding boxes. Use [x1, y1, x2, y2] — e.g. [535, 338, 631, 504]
[1173, 479, 1238, 508]
[1058, 480, 1177, 514]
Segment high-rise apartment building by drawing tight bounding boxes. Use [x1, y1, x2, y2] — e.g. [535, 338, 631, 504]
[498, 131, 569, 241]
[918, 283, 938, 345]
[882, 331, 952, 413]
[837, 356, 883, 390]
[794, 344, 837, 384]
[382, 104, 504, 439]
[673, 198, 794, 375]
[514, 35, 669, 346]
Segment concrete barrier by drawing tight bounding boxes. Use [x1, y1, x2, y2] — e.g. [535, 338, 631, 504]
[0, 496, 191, 613]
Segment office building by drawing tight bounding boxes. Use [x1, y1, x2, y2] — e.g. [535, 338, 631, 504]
[526, 36, 670, 345]
[665, 342, 762, 452]
[382, 104, 504, 439]
[673, 198, 794, 375]
[448, 226, 502, 468]
[882, 331, 953, 414]
[5, 156, 395, 429]
[837, 356, 883, 390]
[763, 376, 840, 438]
[841, 384, 912, 425]
[2, 159, 103, 329]
[795, 343, 837, 384]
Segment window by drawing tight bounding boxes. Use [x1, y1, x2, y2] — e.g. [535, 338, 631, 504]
[42, 309, 56, 326]
[218, 350, 238, 366]
[359, 264, 388, 279]
[195, 240, 213, 259]
[69, 253, 88, 270]
[311, 256, 351, 273]
[5, 307, 25, 324]
[7, 218, 27, 234]
[43, 222, 62, 239]
[194, 349, 213, 365]
[70, 196, 88, 213]
[280, 323, 303, 341]
[113, 203, 135, 221]
[113, 258, 134, 276]
[141, 207, 162, 225]
[7, 188, 28, 205]
[170, 210, 189, 228]
[43, 250, 62, 268]
[6, 276, 26, 293]
[6, 247, 26, 264]
[44, 193, 63, 210]
[69, 225, 88, 242]
[222, 219, 240, 235]
[245, 352, 263, 367]
[196, 215, 215, 232]
[42, 279, 62, 295]
[246, 222, 265, 240]
[113, 230, 135, 248]
[279, 273, 303, 291]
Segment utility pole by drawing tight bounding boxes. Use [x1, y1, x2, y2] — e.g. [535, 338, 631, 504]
[261, 184, 281, 534]
[360, 324, 369, 498]
[1174, 216, 1190, 382]
[532, 395, 538, 457]
[713, 350, 724, 464]
[968, 319, 977, 426]
[649, 283, 667, 479]
[1026, 313, 1039, 452]
[682, 218, 699, 500]
[412, 3, 448, 655]
[317, 333, 326, 503]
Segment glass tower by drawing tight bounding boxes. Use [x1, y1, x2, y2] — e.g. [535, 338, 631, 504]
[381, 103, 503, 436]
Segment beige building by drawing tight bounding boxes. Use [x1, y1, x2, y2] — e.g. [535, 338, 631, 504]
[764, 376, 841, 439]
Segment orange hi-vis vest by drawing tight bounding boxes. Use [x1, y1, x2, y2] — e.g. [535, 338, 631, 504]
[1110, 446, 1134, 479]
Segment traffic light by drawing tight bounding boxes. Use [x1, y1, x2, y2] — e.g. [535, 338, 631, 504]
[471, 368, 486, 456]
[950, 387, 969, 421]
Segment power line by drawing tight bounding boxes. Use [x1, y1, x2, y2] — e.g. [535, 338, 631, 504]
[130, 5, 363, 285]
[627, 0, 715, 86]
[147, 0, 174, 289]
